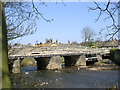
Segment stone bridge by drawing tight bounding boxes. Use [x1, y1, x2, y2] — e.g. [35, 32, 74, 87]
[8, 45, 110, 73]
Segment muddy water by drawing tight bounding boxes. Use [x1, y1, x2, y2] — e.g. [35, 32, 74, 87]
[11, 67, 118, 88]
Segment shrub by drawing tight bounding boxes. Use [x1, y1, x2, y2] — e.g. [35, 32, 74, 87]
[110, 48, 120, 66]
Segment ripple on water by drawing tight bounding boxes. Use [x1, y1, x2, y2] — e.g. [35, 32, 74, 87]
[11, 68, 118, 88]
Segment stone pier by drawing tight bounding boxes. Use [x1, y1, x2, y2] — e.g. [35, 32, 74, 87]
[12, 58, 21, 74]
[46, 56, 63, 70]
[36, 55, 86, 70]
[75, 54, 86, 66]
[35, 56, 63, 70]
[97, 54, 102, 61]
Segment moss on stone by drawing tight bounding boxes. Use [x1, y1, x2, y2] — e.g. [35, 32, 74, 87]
[21, 57, 37, 67]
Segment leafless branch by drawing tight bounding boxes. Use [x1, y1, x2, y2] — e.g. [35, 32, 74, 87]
[88, 0, 120, 40]
[32, 0, 53, 22]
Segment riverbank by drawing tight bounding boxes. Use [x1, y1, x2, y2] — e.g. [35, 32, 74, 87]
[78, 64, 118, 71]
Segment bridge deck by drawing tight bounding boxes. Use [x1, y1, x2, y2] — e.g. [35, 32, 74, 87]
[8, 46, 110, 60]
[9, 51, 109, 60]
[9, 52, 83, 59]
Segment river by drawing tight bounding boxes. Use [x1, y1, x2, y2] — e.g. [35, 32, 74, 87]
[11, 67, 118, 88]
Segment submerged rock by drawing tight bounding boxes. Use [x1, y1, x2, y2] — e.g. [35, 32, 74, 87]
[94, 59, 113, 66]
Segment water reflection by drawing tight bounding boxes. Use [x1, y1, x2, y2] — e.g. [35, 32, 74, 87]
[11, 67, 118, 88]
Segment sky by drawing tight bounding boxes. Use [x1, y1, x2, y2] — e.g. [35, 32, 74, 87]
[10, 2, 118, 45]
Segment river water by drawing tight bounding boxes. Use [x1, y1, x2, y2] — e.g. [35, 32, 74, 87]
[11, 67, 118, 88]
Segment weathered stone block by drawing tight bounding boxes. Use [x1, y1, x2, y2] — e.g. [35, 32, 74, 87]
[12, 60, 21, 74]
[75, 54, 86, 66]
[46, 56, 62, 70]
[97, 55, 102, 61]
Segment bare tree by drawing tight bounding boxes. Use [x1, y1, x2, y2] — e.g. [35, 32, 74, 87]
[89, 0, 120, 40]
[81, 27, 95, 43]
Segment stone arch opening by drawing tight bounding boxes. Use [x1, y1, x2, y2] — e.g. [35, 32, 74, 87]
[63, 54, 86, 67]
[63, 56, 78, 66]
[35, 57, 51, 70]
